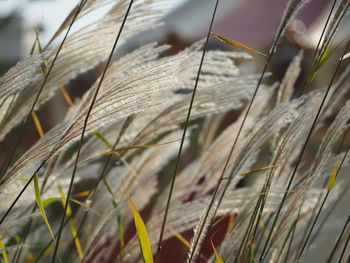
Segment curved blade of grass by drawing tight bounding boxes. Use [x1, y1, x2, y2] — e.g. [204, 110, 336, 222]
[308, 40, 341, 83]
[82, 139, 181, 164]
[72, 190, 94, 198]
[31, 111, 45, 138]
[0, 92, 17, 126]
[128, 197, 154, 263]
[30, 36, 37, 55]
[211, 239, 224, 263]
[211, 33, 267, 57]
[34, 29, 49, 77]
[59, 87, 73, 106]
[15, 177, 30, 181]
[56, 182, 83, 260]
[42, 197, 100, 217]
[34, 174, 55, 240]
[35, 30, 73, 106]
[91, 130, 112, 148]
[170, 229, 190, 248]
[168, 227, 209, 261]
[327, 159, 340, 191]
[0, 235, 9, 263]
[221, 164, 282, 179]
[43, 197, 61, 207]
[240, 164, 281, 176]
[228, 214, 235, 232]
[98, 140, 181, 156]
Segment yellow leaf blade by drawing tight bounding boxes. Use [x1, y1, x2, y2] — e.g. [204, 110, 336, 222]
[43, 197, 62, 207]
[34, 174, 55, 240]
[72, 190, 94, 198]
[168, 227, 190, 248]
[309, 40, 341, 83]
[128, 198, 154, 263]
[57, 182, 84, 259]
[16, 177, 30, 181]
[34, 29, 49, 76]
[240, 164, 281, 176]
[59, 87, 73, 106]
[327, 160, 340, 192]
[0, 235, 9, 263]
[211, 239, 224, 263]
[83, 140, 180, 164]
[31, 111, 45, 138]
[211, 33, 267, 57]
[100, 141, 179, 156]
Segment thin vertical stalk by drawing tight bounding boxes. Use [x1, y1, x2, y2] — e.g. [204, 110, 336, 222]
[282, 194, 305, 263]
[50, 1, 134, 262]
[155, 1, 220, 261]
[338, 226, 350, 263]
[297, 191, 330, 259]
[326, 215, 350, 263]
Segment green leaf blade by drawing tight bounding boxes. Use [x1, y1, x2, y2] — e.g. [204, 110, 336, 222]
[211, 32, 267, 57]
[34, 174, 55, 240]
[128, 197, 154, 263]
[211, 239, 224, 263]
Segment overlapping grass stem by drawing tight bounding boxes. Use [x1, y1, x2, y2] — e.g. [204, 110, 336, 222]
[0, 0, 350, 262]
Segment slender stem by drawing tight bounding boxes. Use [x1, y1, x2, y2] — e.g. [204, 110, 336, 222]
[50, 1, 134, 262]
[283, 218, 298, 263]
[326, 215, 350, 263]
[155, 1, 220, 261]
[338, 224, 350, 263]
[297, 191, 329, 259]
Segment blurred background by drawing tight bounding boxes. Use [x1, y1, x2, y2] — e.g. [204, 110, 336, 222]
[0, 0, 347, 66]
